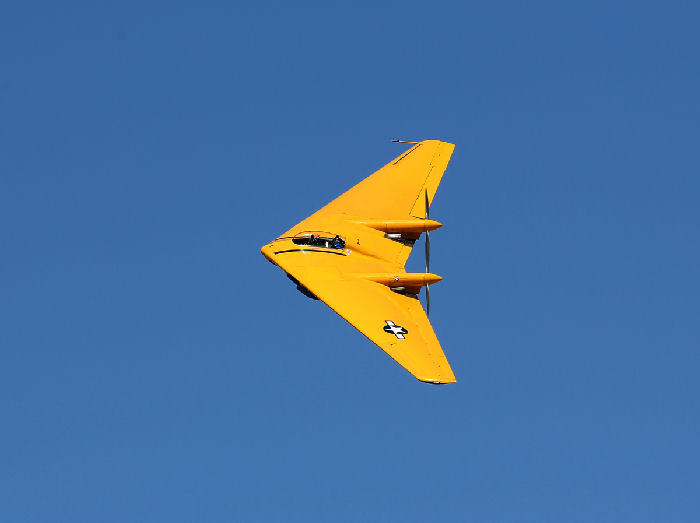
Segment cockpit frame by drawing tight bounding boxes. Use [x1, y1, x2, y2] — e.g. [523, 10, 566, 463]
[285, 231, 347, 250]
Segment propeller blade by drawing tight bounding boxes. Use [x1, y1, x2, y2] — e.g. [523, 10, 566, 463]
[424, 189, 431, 315]
[425, 229, 430, 273]
[424, 189, 430, 273]
[426, 283, 431, 316]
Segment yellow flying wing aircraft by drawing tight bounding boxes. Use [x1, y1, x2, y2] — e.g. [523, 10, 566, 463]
[261, 140, 456, 383]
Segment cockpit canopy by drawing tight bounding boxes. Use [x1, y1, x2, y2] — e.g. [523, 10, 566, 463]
[292, 231, 346, 250]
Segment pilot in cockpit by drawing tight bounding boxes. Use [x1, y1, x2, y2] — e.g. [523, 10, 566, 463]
[332, 235, 345, 249]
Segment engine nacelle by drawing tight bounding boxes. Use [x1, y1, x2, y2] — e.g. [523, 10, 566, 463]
[357, 272, 442, 296]
[355, 219, 442, 238]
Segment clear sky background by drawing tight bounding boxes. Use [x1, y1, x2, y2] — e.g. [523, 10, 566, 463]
[2, 1, 699, 521]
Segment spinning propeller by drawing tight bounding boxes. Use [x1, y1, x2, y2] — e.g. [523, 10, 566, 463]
[424, 190, 431, 316]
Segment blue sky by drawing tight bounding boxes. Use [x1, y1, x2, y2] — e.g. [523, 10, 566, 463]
[2, 1, 699, 521]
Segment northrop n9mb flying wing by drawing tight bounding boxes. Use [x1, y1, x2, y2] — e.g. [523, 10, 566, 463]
[261, 140, 456, 383]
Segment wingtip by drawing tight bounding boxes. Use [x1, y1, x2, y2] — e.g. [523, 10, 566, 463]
[418, 374, 457, 385]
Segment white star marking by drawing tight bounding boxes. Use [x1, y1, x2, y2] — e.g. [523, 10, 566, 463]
[383, 320, 408, 339]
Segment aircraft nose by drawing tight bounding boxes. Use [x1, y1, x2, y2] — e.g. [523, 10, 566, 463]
[260, 244, 276, 264]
